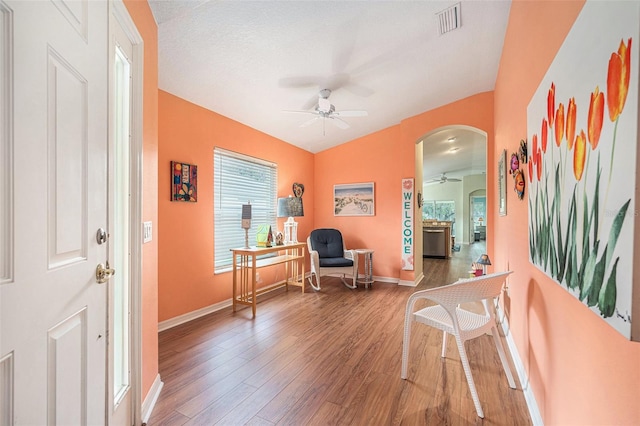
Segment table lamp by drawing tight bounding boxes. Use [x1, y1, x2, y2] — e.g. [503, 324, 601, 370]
[277, 196, 304, 244]
[475, 254, 491, 275]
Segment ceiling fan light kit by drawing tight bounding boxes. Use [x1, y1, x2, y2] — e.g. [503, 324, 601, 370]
[284, 88, 368, 133]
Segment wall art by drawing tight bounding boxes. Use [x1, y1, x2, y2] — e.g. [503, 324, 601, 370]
[527, 1, 638, 339]
[334, 182, 375, 216]
[171, 161, 197, 202]
[498, 149, 507, 216]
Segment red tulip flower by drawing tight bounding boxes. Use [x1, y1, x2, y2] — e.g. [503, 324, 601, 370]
[528, 157, 533, 183]
[566, 97, 577, 150]
[547, 82, 556, 128]
[588, 86, 604, 150]
[532, 134, 538, 165]
[607, 38, 632, 122]
[541, 118, 548, 153]
[536, 148, 543, 181]
[573, 130, 586, 181]
[555, 103, 564, 146]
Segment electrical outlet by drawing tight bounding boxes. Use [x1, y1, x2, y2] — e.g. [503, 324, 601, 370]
[143, 221, 152, 243]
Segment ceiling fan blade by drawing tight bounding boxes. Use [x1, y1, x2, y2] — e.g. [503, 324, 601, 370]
[334, 110, 368, 117]
[330, 116, 350, 129]
[299, 116, 320, 128]
[448, 178, 462, 182]
[282, 109, 317, 115]
[343, 82, 375, 98]
[278, 76, 321, 88]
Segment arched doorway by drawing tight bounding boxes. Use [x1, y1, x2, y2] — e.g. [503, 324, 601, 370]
[416, 125, 487, 253]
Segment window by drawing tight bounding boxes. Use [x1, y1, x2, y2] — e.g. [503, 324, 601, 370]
[214, 148, 277, 272]
[423, 200, 455, 222]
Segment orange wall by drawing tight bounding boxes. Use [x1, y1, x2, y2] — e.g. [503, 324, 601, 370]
[315, 92, 494, 282]
[123, 0, 159, 403]
[495, 1, 640, 424]
[157, 91, 315, 322]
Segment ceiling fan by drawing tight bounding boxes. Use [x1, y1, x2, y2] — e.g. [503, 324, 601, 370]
[284, 89, 368, 132]
[428, 173, 462, 184]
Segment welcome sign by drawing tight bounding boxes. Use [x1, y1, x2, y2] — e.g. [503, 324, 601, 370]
[401, 178, 414, 271]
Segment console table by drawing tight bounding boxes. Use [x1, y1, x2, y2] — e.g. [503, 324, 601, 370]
[231, 242, 306, 317]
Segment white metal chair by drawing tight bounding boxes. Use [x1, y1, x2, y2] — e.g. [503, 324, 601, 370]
[307, 228, 358, 291]
[401, 271, 516, 418]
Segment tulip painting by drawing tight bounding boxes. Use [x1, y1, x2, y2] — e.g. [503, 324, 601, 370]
[526, 1, 637, 339]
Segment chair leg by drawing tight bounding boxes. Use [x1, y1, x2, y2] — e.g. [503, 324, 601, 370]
[340, 274, 357, 289]
[307, 272, 321, 291]
[454, 335, 484, 418]
[441, 332, 448, 358]
[401, 318, 412, 379]
[491, 325, 516, 389]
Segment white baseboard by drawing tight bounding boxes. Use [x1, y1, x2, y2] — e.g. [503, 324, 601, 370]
[158, 274, 409, 332]
[141, 374, 163, 424]
[158, 298, 232, 332]
[372, 275, 399, 284]
[497, 305, 544, 426]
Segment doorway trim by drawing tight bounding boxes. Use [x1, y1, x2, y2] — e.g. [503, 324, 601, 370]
[110, 1, 144, 424]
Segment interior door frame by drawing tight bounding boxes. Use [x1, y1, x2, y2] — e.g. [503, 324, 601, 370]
[109, 1, 144, 424]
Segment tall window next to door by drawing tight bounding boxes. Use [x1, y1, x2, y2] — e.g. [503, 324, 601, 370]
[214, 148, 277, 272]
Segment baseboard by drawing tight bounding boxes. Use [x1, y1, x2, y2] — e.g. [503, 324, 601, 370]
[497, 305, 544, 426]
[398, 278, 417, 287]
[158, 299, 231, 332]
[158, 274, 405, 332]
[141, 374, 163, 424]
[372, 275, 399, 284]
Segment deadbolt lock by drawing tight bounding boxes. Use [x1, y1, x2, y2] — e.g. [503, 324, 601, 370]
[96, 261, 115, 284]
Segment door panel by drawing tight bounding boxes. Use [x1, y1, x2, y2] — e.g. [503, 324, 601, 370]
[1, 0, 108, 424]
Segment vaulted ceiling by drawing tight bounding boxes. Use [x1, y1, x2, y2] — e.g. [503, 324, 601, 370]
[149, 0, 510, 180]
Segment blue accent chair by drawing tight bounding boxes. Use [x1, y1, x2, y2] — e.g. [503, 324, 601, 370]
[306, 228, 358, 291]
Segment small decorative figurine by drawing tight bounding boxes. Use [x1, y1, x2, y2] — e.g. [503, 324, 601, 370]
[275, 231, 284, 246]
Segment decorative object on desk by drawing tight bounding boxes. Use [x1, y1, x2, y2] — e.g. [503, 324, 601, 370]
[277, 196, 304, 244]
[527, 2, 637, 339]
[241, 202, 252, 248]
[474, 254, 492, 275]
[256, 225, 273, 247]
[274, 231, 284, 246]
[171, 161, 197, 202]
[518, 139, 528, 164]
[513, 169, 525, 200]
[292, 182, 304, 198]
[498, 149, 507, 216]
[334, 182, 375, 216]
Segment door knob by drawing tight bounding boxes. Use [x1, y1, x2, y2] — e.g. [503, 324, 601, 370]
[96, 261, 115, 284]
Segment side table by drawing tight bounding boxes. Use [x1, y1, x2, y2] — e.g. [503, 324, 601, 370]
[355, 249, 374, 289]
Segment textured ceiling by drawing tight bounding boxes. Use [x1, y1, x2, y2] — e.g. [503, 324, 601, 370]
[149, 0, 510, 180]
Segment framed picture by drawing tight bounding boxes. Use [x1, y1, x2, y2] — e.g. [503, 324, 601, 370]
[498, 149, 507, 216]
[334, 182, 375, 216]
[171, 161, 197, 202]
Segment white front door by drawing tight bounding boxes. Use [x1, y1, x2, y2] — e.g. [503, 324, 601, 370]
[1, 1, 109, 424]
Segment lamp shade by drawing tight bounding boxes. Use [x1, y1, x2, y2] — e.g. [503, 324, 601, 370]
[475, 254, 492, 265]
[277, 197, 304, 218]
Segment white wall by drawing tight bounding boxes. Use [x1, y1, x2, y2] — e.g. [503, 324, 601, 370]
[423, 173, 487, 244]
[462, 174, 487, 243]
[422, 181, 463, 238]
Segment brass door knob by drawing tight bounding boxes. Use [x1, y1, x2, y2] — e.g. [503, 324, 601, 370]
[96, 261, 115, 284]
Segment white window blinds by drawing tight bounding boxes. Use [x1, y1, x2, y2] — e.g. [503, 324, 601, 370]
[214, 148, 277, 272]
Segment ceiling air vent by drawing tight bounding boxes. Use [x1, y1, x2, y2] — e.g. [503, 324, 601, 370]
[436, 3, 461, 35]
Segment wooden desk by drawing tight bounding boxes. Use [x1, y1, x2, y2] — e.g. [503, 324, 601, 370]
[231, 242, 306, 317]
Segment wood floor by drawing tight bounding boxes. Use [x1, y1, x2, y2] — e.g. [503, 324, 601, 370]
[148, 241, 532, 425]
